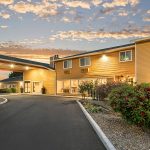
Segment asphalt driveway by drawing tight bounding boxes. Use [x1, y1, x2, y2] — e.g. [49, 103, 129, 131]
[0, 95, 106, 150]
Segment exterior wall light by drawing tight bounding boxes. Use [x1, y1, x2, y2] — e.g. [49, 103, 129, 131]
[25, 66, 29, 70]
[101, 55, 108, 62]
[10, 64, 14, 68]
[20, 82, 23, 87]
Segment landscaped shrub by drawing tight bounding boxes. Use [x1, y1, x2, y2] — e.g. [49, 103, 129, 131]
[83, 102, 101, 113]
[11, 88, 16, 93]
[95, 82, 125, 101]
[109, 83, 150, 128]
[5, 88, 12, 93]
[79, 81, 94, 98]
[0, 88, 17, 93]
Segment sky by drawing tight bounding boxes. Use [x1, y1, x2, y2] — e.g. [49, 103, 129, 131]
[0, 0, 149, 51]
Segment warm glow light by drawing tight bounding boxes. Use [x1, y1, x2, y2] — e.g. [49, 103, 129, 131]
[20, 82, 23, 86]
[101, 55, 108, 62]
[25, 66, 29, 70]
[10, 64, 14, 68]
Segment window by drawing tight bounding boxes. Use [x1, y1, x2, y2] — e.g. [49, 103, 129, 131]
[63, 60, 72, 69]
[120, 50, 132, 62]
[79, 57, 91, 67]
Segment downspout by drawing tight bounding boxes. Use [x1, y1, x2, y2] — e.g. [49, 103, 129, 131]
[135, 43, 137, 84]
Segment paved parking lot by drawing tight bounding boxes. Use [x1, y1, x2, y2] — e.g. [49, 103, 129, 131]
[0, 95, 106, 150]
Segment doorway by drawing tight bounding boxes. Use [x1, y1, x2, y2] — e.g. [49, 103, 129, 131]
[24, 81, 31, 93]
[33, 81, 42, 94]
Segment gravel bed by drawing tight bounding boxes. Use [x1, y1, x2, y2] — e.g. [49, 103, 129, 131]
[90, 112, 150, 150]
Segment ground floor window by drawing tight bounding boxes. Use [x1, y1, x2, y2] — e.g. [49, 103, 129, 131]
[57, 76, 135, 94]
[57, 78, 98, 94]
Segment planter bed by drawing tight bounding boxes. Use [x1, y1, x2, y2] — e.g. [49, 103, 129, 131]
[82, 101, 150, 150]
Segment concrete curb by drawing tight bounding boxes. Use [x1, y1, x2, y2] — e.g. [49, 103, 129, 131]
[0, 97, 8, 105]
[0, 93, 21, 97]
[76, 100, 116, 150]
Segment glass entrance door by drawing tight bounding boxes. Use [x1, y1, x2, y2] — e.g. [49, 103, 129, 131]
[33, 82, 42, 94]
[24, 81, 31, 93]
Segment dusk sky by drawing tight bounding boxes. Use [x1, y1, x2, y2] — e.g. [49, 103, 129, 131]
[0, 0, 150, 51]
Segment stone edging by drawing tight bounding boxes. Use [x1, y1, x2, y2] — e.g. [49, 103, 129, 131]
[0, 97, 8, 105]
[76, 100, 116, 150]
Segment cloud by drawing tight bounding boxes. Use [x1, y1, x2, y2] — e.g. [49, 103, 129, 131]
[100, 7, 115, 15]
[102, 0, 139, 8]
[49, 37, 56, 41]
[118, 10, 128, 16]
[0, 0, 13, 5]
[61, 17, 72, 23]
[9, 1, 40, 14]
[62, 1, 90, 9]
[129, 0, 140, 6]
[92, 0, 103, 6]
[50, 29, 150, 41]
[143, 17, 150, 22]
[147, 10, 150, 14]
[0, 12, 10, 19]
[103, 0, 128, 8]
[0, 25, 8, 29]
[18, 38, 48, 45]
[9, 1, 58, 17]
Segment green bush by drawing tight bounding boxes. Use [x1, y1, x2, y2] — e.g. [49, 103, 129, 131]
[11, 88, 16, 93]
[79, 81, 94, 98]
[5, 88, 12, 93]
[83, 102, 101, 113]
[96, 82, 125, 101]
[109, 83, 150, 128]
[0, 88, 17, 93]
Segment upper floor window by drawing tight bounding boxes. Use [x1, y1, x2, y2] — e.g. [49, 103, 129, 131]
[80, 57, 91, 67]
[119, 50, 132, 62]
[63, 60, 72, 69]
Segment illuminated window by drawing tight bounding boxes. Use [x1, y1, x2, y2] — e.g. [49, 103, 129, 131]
[120, 50, 132, 62]
[79, 57, 91, 67]
[63, 60, 72, 69]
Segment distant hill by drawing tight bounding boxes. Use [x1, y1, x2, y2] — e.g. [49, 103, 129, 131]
[0, 43, 85, 78]
[0, 46, 84, 63]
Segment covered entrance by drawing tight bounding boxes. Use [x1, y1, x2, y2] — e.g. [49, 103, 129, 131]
[0, 54, 56, 95]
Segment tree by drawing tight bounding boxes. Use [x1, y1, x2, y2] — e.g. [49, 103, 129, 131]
[9, 72, 23, 78]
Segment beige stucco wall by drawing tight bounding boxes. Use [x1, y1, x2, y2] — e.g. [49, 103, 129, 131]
[136, 41, 150, 83]
[23, 68, 56, 95]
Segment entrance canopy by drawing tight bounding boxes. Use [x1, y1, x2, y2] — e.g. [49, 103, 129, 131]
[0, 54, 54, 71]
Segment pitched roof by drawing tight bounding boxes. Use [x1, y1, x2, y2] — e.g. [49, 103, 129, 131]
[0, 76, 23, 83]
[0, 54, 54, 70]
[134, 37, 150, 43]
[55, 43, 135, 61]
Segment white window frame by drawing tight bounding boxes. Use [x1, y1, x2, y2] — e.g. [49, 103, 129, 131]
[119, 50, 132, 62]
[63, 60, 72, 69]
[79, 57, 91, 67]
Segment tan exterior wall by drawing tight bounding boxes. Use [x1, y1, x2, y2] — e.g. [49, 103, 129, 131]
[136, 41, 150, 83]
[16, 82, 21, 93]
[23, 68, 56, 94]
[56, 48, 135, 80]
